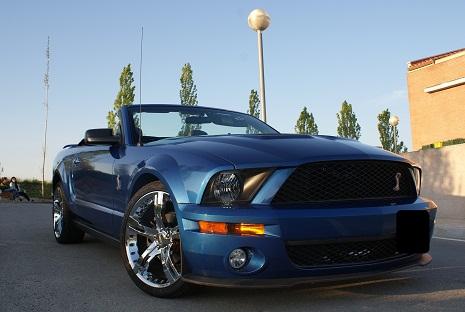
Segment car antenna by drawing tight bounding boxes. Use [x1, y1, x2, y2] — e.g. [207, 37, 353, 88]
[138, 26, 144, 147]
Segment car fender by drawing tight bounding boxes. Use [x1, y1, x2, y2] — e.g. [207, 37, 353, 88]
[127, 153, 234, 206]
[52, 155, 73, 201]
[128, 154, 188, 204]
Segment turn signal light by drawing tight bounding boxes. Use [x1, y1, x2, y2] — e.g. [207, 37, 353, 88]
[198, 221, 229, 234]
[198, 221, 265, 236]
[233, 223, 265, 235]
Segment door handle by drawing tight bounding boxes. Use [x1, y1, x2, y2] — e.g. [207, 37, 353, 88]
[73, 158, 81, 165]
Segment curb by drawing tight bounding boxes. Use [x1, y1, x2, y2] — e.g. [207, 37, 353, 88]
[0, 199, 52, 204]
[434, 218, 465, 240]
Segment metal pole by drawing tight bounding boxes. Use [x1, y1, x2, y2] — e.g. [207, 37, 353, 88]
[138, 26, 144, 146]
[42, 36, 50, 198]
[257, 30, 267, 122]
[393, 125, 397, 153]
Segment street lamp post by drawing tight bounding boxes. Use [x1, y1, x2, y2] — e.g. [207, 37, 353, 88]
[248, 9, 271, 122]
[389, 115, 400, 153]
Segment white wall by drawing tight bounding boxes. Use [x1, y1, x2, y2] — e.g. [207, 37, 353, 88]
[403, 144, 465, 219]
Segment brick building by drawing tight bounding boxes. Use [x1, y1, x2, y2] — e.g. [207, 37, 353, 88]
[407, 48, 465, 150]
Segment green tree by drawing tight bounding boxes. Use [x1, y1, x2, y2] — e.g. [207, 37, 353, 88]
[107, 64, 135, 129]
[179, 63, 199, 136]
[247, 89, 260, 118]
[336, 100, 361, 140]
[179, 63, 198, 106]
[377, 109, 407, 153]
[246, 89, 260, 134]
[295, 106, 319, 135]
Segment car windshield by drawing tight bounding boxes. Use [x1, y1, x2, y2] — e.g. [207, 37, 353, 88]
[129, 106, 279, 144]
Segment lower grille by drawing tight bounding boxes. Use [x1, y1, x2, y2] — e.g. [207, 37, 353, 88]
[286, 238, 404, 267]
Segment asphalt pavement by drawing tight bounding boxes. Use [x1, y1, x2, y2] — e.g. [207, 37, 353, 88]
[1, 202, 465, 312]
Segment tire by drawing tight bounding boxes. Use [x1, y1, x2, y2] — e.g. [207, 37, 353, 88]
[120, 181, 189, 298]
[53, 183, 85, 244]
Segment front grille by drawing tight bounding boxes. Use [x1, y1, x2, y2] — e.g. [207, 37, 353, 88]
[273, 160, 417, 204]
[286, 238, 403, 267]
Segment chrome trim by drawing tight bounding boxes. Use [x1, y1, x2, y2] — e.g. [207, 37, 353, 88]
[393, 172, 402, 192]
[75, 198, 124, 217]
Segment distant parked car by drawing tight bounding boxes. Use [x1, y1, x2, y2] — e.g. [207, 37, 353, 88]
[52, 104, 436, 297]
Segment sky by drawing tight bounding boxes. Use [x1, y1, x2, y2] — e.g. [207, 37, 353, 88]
[1, 0, 465, 180]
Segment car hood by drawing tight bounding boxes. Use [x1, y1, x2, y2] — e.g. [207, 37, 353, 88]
[150, 134, 409, 168]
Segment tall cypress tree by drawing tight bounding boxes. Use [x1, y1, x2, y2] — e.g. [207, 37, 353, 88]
[377, 109, 407, 153]
[179, 63, 199, 136]
[336, 100, 361, 140]
[246, 89, 261, 134]
[247, 89, 260, 118]
[179, 63, 198, 106]
[295, 106, 319, 135]
[107, 64, 135, 129]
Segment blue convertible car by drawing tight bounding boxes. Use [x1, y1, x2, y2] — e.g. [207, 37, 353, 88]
[52, 104, 436, 297]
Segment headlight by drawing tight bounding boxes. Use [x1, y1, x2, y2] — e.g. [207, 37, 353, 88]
[410, 166, 422, 196]
[202, 169, 273, 206]
[213, 172, 242, 205]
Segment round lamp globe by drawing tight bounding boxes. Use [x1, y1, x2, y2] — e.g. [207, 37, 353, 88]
[389, 115, 400, 127]
[248, 9, 271, 31]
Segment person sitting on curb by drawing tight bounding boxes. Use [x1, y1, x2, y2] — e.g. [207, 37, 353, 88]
[0, 178, 5, 198]
[0, 177, 9, 189]
[8, 177, 31, 202]
[0, 177, 13, 199]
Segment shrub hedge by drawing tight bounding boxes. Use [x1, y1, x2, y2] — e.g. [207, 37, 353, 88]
[0, 179, 52, 199]
[421, 138, 465, 150]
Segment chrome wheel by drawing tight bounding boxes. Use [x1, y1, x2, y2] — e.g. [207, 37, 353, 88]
[52, 183, 84, 244]
[124, 190, 181, 288]
[53, 192, 64, 238]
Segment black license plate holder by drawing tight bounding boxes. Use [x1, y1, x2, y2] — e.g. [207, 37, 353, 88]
[396, 210, 430, 253]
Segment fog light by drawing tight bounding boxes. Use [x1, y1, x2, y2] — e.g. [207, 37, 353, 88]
[229, 248, 248, 270]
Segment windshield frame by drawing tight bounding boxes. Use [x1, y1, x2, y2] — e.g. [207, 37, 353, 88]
[123, 104, 280, 146]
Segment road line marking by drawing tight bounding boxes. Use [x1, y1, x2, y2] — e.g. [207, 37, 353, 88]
[433, 236, 465, 243]
[401, 265, 465, 273]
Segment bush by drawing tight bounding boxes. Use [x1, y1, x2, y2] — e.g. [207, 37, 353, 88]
[18, 179, 52, 199]
[421, 143, 435, 150]
[421, 138, 465, 150]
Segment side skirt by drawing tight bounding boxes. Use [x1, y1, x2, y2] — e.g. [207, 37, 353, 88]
[73, 220, 120, 247]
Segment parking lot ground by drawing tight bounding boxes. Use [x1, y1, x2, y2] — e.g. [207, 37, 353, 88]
[1, 202, 465, 312]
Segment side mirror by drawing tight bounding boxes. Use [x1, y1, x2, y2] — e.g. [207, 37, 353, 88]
[84, 128, 120, 145]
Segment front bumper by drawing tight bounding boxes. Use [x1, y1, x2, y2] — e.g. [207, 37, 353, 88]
[182, 253, 432, 288]
[177, 197, 437, 287]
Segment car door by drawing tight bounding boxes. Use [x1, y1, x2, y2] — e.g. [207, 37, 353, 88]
[72, 145, 117, 235]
